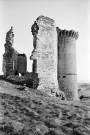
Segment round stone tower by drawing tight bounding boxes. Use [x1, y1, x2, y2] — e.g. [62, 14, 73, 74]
[57, 28, 79, 101]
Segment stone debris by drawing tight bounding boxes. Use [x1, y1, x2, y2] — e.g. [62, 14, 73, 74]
[78, 83, 90, 100]
[56, 91, 66, 100]
[79, 95, 90, 100]
[5, 73, 39, 89]
[15, 84, 26, 91]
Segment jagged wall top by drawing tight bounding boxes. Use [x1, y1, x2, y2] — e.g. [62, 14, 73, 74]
[56, 27, 79, 39]
[31, 21, 39, 35]
[6, 26, 14, 44]
[36, 15, 55, 25]
[31, 15, 55, 35]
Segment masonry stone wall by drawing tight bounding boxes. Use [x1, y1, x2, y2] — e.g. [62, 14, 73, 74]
[3, 27, 14, 76]
[12, 50, 18, 75]
[18, 54, 27, 75]
[57, 28, 79, 100]
[3, 27, 27, 77]
[31, 16, 59, 93]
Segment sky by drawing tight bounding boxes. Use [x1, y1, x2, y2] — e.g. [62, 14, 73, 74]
[0, 0, 90, 83]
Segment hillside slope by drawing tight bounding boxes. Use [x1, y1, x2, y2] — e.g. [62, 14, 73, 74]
[0, 80, 90, 135]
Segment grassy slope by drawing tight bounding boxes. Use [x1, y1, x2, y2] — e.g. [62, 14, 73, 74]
[0, 80, 90, 135]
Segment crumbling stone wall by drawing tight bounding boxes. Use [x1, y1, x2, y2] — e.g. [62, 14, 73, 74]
[3, 27, 14, 76]
[57, 28, 79, 100]
[12, 50, 19, 75]
[3, 27, 27, 77]
[18, 54, 27, 76]
[30, 16, 59, 93]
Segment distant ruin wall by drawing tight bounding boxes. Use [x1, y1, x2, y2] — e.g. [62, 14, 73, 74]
[18, 54, 27, 75]
[3, 27, 14, 76]
[57, 28, 79, 100]
[31, 16, 59, 93]
[12, 50, 18, 75]
[3, 27, 27, 77]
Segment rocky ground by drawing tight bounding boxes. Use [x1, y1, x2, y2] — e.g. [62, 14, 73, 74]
[78, 83, 90, 98]
[0, 79, 90, 135]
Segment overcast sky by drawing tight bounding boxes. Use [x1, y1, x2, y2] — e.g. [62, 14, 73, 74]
[0, 0, 90, 83]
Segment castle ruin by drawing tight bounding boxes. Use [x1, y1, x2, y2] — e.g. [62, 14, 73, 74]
[2, 16, 79, 101]
[30, 15, 79, 100]
[3, 27, 27, 76]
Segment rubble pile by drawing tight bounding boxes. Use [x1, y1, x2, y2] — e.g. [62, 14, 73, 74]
[6, 73, 39, 88]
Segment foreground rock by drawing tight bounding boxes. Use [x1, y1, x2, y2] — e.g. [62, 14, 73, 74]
[0, 80, 90, 135]
[78, 83, 90, 100]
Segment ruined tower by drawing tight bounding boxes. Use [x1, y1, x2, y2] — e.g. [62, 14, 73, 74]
[30, 16, 59, 93]
[57, 28, 79, 100]
[3, 27, 14, 76]
[3, 27, 27, 76]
